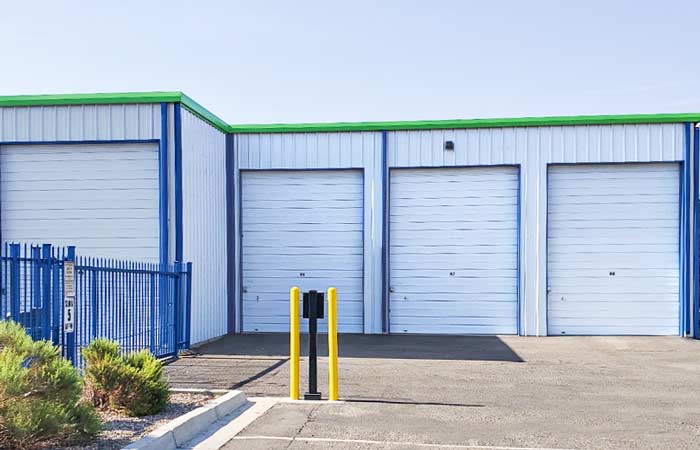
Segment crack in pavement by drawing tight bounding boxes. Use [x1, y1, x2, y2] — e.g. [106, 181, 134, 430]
[283, 404, 321, 450]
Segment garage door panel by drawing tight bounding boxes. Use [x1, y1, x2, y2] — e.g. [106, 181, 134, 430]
[392, 302, 516, 316]
[549, 268, 679, 278]
[242, 170, 364, 333]
[547, 163, 679, 335]
[391, 229, 516, 242]
[391, 244, 516, 255]
[548, 220, 677, 232]
[391, 197, 517, 208]
[391, 323, 514, 335]
[549, 234, 677, 246]
[244, 254, 364, 268]
[1, 143, 160, 261]
[548, 164, 678, 176]
[243, 214, 361, 226]
[396, 292, 516, 302]
[3, 177, 158, 191]
[548, 260, 677, 270]
[390, 167, 519, 335]
[391, 204, 515, 217]
[550, 302, 679, 316]
[391, 253, 519, 268]
[393, 221, 516, 232]
[547, 193, 678, 204]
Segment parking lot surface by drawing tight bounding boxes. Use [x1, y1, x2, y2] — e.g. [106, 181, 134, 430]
[166, 334, 700, 450]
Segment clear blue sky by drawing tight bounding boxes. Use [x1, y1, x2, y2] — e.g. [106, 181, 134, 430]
[0, 1, 698, 124]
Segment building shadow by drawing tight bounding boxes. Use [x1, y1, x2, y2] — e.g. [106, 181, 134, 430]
[192, 333, 523, 363]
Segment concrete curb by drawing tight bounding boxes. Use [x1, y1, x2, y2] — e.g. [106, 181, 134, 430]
[171, 387, 232, 395]
[122, 390, 247, 450]
[188, 397, 279, 450]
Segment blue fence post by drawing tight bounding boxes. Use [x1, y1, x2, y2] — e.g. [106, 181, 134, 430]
[31, 246, 41, 308]
[150, 270, 156, 354]
[173, 261, 181, 354]
[9, 243, 20, 322]
[91, 263, 98, 339]
[29, 246, 41, 337]
[64, 246, 76, 365]
[184, 262, 192, 349]
[51, 249, 60, 346]
[41, 244, 52, 341]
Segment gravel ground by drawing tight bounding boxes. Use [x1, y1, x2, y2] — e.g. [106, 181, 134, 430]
[51, 392, 216, 450]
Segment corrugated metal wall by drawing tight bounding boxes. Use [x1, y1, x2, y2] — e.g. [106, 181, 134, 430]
[181, 107, 228, 344]
[235, 123, 687, 336]
[387, 124, 685, 336]
[0, 104, 161, 142]
[235, 132, 384, 333]
[0, 142, 160, 260]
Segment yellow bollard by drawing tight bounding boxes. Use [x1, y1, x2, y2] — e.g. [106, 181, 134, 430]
[328, 287, 339, 401]
[290, 286, 300, 400]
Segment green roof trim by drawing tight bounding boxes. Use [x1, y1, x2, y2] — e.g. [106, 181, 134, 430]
[180, 93, 230, 133]
[0, 91, 230, 133]
[1, 92, 699, 134]
[228, 113, 700, 133]
[0, 91, 183, 107]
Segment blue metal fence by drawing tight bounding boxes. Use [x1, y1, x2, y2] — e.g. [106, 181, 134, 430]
[0, 243, 191, 366]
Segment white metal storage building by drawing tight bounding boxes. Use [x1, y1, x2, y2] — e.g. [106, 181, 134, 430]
[1, 92, 698, 342]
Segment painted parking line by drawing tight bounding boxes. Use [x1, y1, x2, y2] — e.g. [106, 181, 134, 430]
[231, 435, 578, 450]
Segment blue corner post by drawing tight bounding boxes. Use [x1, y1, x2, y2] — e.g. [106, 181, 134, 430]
[9, 243, 20, 323]
[694, 124, 700, 339]
[41, 244, 52, 341]
[64, 246, 76, 365]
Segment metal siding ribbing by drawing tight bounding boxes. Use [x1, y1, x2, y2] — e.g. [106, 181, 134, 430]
[388, 125, 682, 168]
[0, 104, 161, 142]
[235, 132, 384, 333]
[547, 164, 680, 335]
[181, 108, 227, 345]
[387, 124, 685, 335]
[389, 167, 519, 334]
[241, 170, 364, 333]
[0, 143, 160, 260]
[237, 132, 377, 169]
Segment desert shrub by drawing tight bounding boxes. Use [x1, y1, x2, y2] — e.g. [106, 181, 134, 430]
[0, 321, 101, 449]
[82, 339, 169, 416]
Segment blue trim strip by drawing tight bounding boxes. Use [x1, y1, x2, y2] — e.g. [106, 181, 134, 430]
[516, 165, 522, 336]
[694, 124, 700, 338]
[237, 165, 243, 332]
[0, 144, 3, 245]
[679, 163, 684, 336]
[681, 123, 691, 336]
[225, 134, 236, 333]
[159, 103, 169, 265]
[545, 164, 550, 336]
[174, 103, 184, 262]
[380, 131, 389, 333]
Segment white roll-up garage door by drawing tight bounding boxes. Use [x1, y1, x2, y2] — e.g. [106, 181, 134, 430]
[389, 166, 519, 335]
[241, 170, 364, 333]
[547, 163, 680, 335]
[1, 143, 160, 261]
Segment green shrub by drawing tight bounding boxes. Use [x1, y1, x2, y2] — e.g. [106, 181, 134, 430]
[82, 339, 170, 416]
[0, 321, 101, 449]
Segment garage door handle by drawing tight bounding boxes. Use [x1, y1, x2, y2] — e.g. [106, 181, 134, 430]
[389, 287, 395, 293]
[242, 286, 248, 293]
